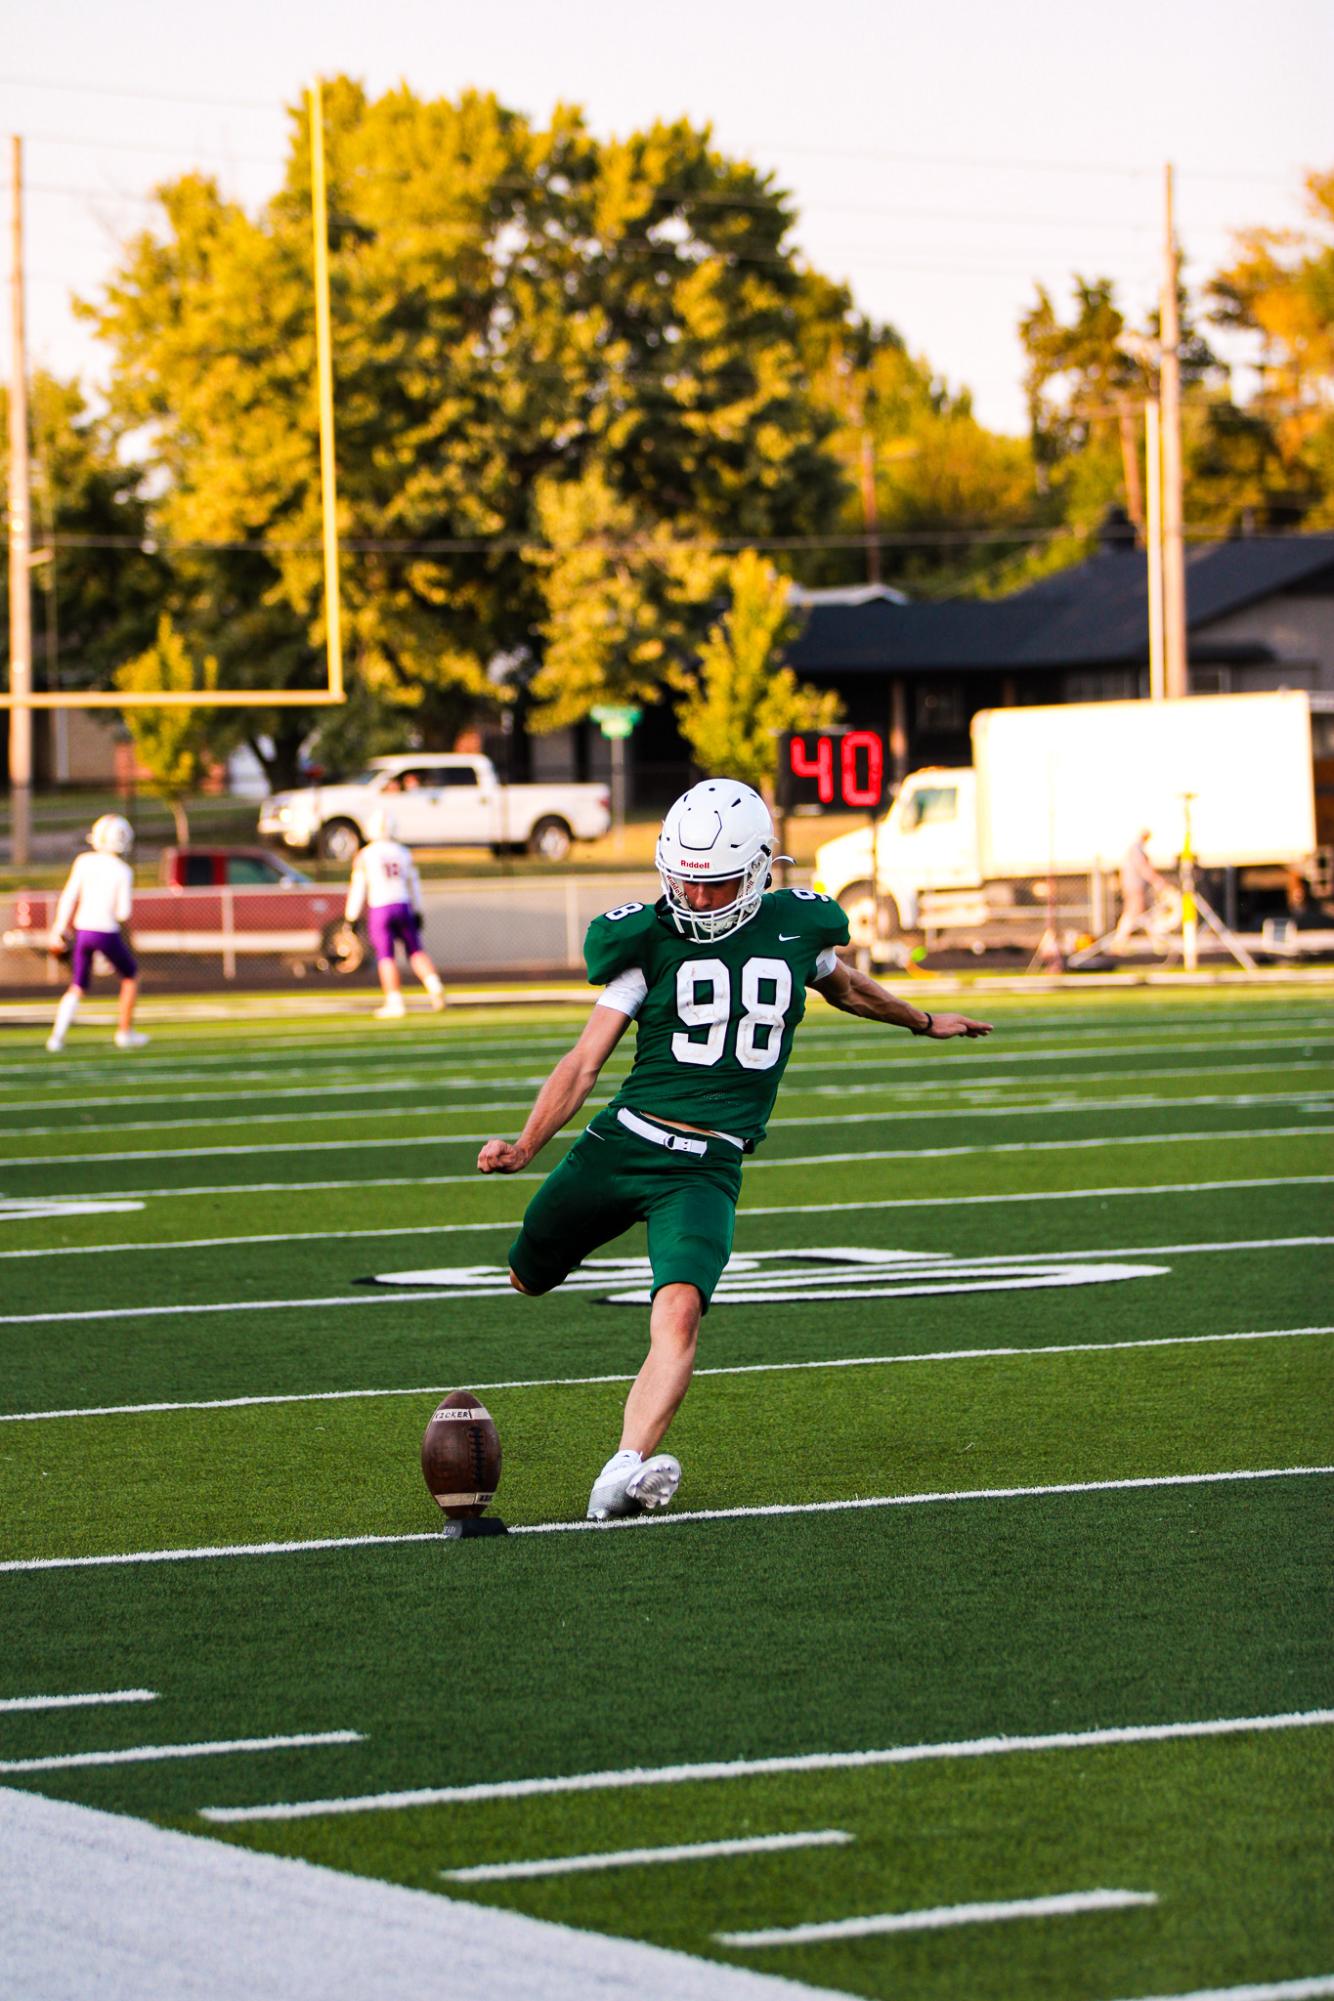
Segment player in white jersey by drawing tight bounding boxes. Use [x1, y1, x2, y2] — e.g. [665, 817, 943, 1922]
[46, 815, 148, 1053]
[344, 806, 446, 1019]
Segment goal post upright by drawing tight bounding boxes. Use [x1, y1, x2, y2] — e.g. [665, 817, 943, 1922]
[308, 74, 344, 707]
[1, 80, 346, 719]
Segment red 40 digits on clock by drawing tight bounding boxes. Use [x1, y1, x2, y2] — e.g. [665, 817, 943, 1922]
[785, 730, 885, 809]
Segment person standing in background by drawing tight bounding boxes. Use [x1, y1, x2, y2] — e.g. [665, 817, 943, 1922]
[46, 814, 148, 1054]
[1112, 828, 1169, 951]
[345, 805, 447, 1019]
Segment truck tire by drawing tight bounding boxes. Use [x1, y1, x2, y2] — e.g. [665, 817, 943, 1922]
[319, 819, 363, 865]
[529, 816, 573, 861]
[837, 880, 902, 948]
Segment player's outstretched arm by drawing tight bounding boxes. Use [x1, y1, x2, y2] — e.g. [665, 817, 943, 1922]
[477, 1003, 633, 1173]
[811, 959, 992, 1039]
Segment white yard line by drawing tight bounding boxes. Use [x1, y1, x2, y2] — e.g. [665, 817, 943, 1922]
[9, 1054, 1330, 1137]
[741, 1174, 1334, 1221]
[4, 1325, 1330, 1425]
[0, 1231, 1322, 1329]
[3, 1174, 1330, 1263]
[1, 1789, 842, 2001]
[8, 1126, 1334, 1208]
[1110, 1978, 1334, 2001]
[2, 1023, 1327, 1100]
[198, 1706, 1334, 1824]
[7, 1466, 1329, 1577]
[0, 1731, 363, 1774]
[0, 1689, 156, 1713]
[716, 1886, 1157, 1947]
[443, 1829, 852, 1883]
[3, 1091, 1330, 1167]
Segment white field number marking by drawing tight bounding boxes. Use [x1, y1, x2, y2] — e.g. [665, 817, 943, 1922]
[366, 1245, 1175, 1306]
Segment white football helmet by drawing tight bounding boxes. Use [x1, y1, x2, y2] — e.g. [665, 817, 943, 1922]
[89, 814, 134, 856]
[656, 779, 775, 941]
[365, 804, 398, 841]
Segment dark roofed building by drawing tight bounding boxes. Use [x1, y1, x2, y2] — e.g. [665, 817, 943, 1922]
[785, 532, 1334, 776]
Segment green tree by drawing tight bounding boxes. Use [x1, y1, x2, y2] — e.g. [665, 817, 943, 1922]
[1208, 168, 1334, 525]
[674, 550, 841, 795]
[525, 469, 723, 731]
[84, 83, 855, 763]
[812, 332, 1036, 595]
[1, 374, 164, 701]
[114, 616, 223, 842]
[1009, 271, 1285, 586]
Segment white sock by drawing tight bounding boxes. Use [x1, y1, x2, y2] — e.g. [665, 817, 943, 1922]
[424, 973, 443, 996]
[50, 990, 80, 1045]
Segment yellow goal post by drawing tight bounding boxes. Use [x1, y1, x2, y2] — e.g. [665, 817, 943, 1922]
[1, 80, 344, 717]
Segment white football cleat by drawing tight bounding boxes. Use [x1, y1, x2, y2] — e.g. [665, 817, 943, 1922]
[374, 997, 407, 1019]
[627, 1454, 681, 1512]
[427, 988, 447, 1012]
[45, 1035, 64, 1054]
[586, 1450, 681, 1521]
[114, 1030, 149, 1051]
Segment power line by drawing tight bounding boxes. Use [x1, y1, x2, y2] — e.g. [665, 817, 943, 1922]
[43, 522, 1290, 559]
[0, 76, 1306, 184]
[0, 74, 277, 110]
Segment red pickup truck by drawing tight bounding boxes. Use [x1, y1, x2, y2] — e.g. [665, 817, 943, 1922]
[5, 848, 355, 976]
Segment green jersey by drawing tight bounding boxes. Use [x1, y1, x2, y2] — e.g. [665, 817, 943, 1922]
[584, 889, 850, 1147]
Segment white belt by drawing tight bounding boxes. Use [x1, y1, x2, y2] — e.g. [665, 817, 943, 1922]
[615, 1108, 744, 1155]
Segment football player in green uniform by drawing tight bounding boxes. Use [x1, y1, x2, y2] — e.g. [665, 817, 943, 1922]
[478, 779, 991, 1520]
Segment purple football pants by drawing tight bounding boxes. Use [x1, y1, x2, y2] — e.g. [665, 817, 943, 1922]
[367, 903, 422, 963]
[70, 929, 137, 988]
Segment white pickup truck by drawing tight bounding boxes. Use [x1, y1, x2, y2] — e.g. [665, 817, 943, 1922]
[259, 754, 612, 865]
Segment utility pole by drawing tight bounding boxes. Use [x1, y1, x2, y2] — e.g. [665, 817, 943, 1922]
[1145, 398, 1166, 699]
[1160, 163, 1188, 699]
[7, 134, 32, 867]
[859, 431, 881, 586]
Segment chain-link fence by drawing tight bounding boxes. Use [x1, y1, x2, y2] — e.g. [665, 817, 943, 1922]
[1, 874, 662, 993]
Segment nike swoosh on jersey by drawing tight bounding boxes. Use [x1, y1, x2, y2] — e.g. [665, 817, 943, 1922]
[778, 933, 801, 941]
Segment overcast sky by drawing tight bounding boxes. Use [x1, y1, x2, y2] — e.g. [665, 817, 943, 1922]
[5, 0, 1331, 436]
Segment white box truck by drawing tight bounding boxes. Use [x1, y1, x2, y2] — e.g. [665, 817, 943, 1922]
[811, 691, 1333, 955]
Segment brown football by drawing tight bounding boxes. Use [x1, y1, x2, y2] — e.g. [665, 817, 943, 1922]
[421, 1390, 502, 1519]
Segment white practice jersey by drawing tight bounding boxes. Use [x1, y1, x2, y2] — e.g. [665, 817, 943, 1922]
[344, 839, 421, 921]
[54, 851, 133, 936]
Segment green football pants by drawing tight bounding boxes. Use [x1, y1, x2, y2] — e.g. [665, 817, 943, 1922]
[509, 1105, 744, 1308]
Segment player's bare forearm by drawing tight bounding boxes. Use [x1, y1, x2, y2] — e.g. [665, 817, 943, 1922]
[812, 961, 992, 1039]
[477, 1004, 631, 1173]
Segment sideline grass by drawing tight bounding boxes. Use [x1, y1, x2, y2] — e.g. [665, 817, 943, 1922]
[2, 983, 1332, 2001]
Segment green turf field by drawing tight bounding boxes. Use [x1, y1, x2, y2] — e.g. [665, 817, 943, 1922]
[2, 983, 1332, 2000]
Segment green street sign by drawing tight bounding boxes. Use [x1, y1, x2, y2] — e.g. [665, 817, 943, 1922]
[591, 705, 642, 740]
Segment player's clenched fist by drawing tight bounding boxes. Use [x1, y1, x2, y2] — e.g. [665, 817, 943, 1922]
[478, 1138, 530, 1174]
